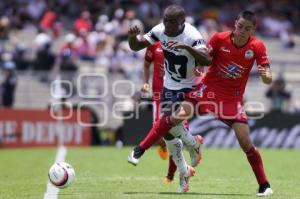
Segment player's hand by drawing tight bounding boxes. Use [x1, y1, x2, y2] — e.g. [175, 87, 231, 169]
[166, 41, 188, 50]
[257, 65, 268, 76]
[257, 65, 272, 84]
[128, 25, 141, 38]
[141, 83, 150, 93]
[193, 66, 205, 76]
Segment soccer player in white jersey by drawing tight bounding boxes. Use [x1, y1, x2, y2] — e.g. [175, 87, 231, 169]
[127, 4, 211, 192]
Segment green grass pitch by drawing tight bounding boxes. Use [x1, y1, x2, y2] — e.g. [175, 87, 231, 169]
[0, 147, 299, 199]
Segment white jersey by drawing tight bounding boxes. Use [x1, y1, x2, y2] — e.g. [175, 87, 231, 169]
[144, 22, 207, 90]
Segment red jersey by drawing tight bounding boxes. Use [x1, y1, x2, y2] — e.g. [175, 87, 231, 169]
[144, 42, 164, 95]
[203, 31, 269, 99]
[40, 11, 57, 29]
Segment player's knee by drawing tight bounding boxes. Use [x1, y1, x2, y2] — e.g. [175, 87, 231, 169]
[169, 124, 184, 137]
[170, 117, 183, 126]
[173, 103, 193, 120]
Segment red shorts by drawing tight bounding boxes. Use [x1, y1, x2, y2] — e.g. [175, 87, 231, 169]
[186, 84, 248, 127]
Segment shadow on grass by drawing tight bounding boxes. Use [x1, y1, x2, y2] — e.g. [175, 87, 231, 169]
[124, 191, 252, 196]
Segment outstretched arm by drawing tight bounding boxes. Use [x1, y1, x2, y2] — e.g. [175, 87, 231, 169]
[257, 64, 272, 84]
[185, 46, 212, 66]
[128, 26, 151, 51]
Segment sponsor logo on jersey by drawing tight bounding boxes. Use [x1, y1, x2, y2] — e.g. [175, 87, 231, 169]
[245, 49, 254, 59]
[220, 46, 230, 53]
[161, 41, 180, 53]
[192, 39, 205, 47]
[227, 65, 237, 72]
[219, 64, 242, 79]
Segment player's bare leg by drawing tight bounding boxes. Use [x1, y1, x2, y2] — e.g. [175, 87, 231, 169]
[232, 122, 273, 197]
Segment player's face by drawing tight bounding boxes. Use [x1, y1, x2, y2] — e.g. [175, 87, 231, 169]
[234, 17, 255, 39]
[163, 14, 184, 36]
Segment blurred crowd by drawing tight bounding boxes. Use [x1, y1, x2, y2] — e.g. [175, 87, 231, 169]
[0, 0, 299, 111]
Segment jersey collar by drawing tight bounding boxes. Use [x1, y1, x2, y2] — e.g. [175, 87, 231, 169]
[230, 31, 252, 49]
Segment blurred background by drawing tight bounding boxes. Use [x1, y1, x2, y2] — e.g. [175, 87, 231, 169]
[0, 0, 299, 149]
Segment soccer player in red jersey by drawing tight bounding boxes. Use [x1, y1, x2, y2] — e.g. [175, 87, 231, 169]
[135, 10, 273, 196]
[142, 41, 164, 123]
[142, 42, 169, 162]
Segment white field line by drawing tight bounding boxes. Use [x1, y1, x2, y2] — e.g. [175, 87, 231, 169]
[43, 146, 67, 199]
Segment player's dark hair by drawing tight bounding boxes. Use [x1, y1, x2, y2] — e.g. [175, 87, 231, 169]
[164, 4, 185, 18]
[237, 10, 256, 26]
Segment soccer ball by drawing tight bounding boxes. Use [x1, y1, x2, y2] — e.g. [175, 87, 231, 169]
[48, 162, 75, 189]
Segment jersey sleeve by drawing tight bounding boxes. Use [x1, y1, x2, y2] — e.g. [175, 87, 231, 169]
[143, 23, 162, 44]
[208, 33, 219, 49]
[144, 45, 154, 63]
[189, 26, 207, 50]
[254, 40, 269, 66]
[208, 33, 219, 56]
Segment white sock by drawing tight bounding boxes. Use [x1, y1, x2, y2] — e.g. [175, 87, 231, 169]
[169, 124, 197, 148]
[164, 138, 188, 177]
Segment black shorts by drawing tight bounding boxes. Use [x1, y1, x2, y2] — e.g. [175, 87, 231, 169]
[160, 87, 193, 116]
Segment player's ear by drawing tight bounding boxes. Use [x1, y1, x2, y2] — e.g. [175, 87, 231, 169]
[181, 17, 185, 25]
[234, 20, 238, 28]
[252, 24, 256, 33]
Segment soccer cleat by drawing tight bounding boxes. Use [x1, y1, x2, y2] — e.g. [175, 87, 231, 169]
[178, 165, 196, 193]
[163, 175, 174, 184]
[256, 182, 273, 197]
[187, 135, 204, 167]
[127, 151, 139, 166]
[157, 141, 169, 160]
[127, 146, 144, 166]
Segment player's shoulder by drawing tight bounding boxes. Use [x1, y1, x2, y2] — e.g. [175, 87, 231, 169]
[145, 24, 164, 43]
[184, 23, 202, 35]
[184, 22, 198, 32]
[151, 23, 165, 33]
[183, 23, 205, 43]
[249, 36, 266, 50]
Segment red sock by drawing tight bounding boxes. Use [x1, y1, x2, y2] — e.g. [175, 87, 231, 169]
[139, 116, 173, 150]
[167, 155, 177, 179]
[246, 146, 268, 185]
